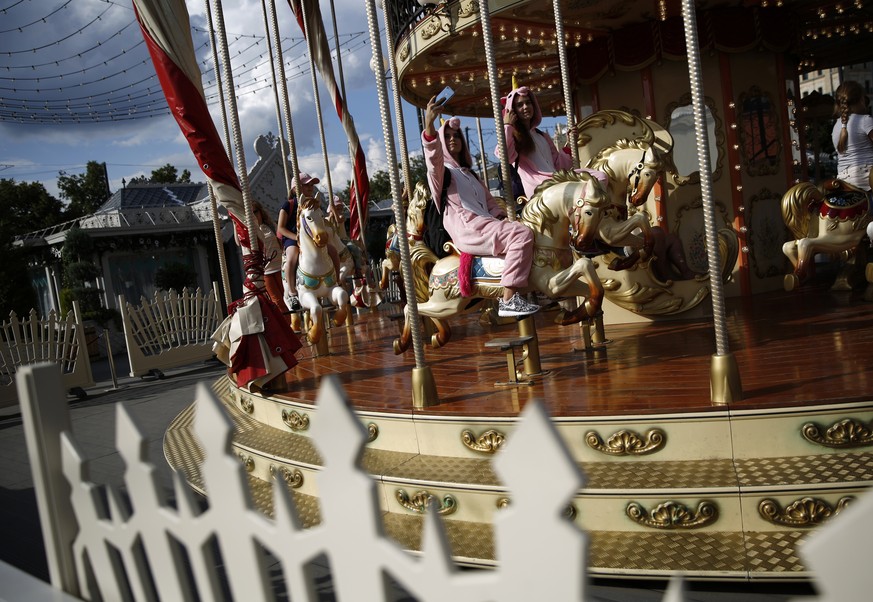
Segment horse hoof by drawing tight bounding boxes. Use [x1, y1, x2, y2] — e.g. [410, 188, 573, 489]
[784, 274, 799, 292]
[393, 339, 405, 355]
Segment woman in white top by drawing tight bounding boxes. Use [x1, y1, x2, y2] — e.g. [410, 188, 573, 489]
[831, 80, 873, 191]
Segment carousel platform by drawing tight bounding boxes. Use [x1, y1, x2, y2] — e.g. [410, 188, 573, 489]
[164, 284, 873, 581]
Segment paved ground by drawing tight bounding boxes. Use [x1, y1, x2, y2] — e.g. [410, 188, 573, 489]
[0, 354, 817, 601]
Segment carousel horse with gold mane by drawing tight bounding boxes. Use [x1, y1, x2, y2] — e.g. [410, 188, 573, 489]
[781, 177, 872, 291]
[575, 110, 738, 316]
[394, 171, 608, 353]
[296, 196, 349, 343]
[379, 181, 439, 303]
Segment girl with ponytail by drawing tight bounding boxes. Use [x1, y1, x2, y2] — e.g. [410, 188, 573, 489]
[831, 80, 873, 190]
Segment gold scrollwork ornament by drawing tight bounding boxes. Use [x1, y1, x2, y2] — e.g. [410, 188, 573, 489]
[458, 0, 479, 18]
[801, 418, 873, 448]
[585, 428, 666, 456]
[396, 489, 457, 515]
[240, 397, 254, 414]
[269, 464, 304, 488]
[366, 422, 379, 443]
[238, 453, 255, 473]
[461, 429, 506, 454]
[626, 500, 718, 529]
[281, 409, 310, 432]
[758, 496, 854, 527]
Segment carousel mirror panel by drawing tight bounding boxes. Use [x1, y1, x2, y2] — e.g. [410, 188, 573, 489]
[737, 86, 781, 177]
[665, 93, 724, 184]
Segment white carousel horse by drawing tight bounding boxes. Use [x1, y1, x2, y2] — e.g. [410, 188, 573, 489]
[394, 171, 608, 353]
[781, 178, 872, 291]
[296, 196, 349, 343]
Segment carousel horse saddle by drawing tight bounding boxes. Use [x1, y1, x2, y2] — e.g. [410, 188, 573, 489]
[470, 256, 505, 284]
[820, 179, 870, 220]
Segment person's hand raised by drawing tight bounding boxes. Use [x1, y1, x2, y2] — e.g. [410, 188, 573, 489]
[503, 106, 517, 126]
[424, 95, 443, 136]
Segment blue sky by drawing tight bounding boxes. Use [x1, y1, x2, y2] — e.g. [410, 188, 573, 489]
[0, 0, 557, 204]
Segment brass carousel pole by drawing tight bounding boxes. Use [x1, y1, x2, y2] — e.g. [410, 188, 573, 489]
[478, 0, 516, 221]
[380, 5, 413, 204]
[266, 0, 303, 201]
[259, 0, 293, 198]
[680, 0, 742, 404]
[476, 117, 488, 180]
[367, 0, 438, 408]
[551, 0, 579, 166]
[203, 0, 233, 307]
[210, 0, 258, 268]
[299, 0, 335, 205]
[479, 0, 543, 377]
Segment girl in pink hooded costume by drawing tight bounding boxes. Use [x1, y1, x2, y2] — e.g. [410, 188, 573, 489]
[501, 86, 591, 198]
[422, 96, 540, 317]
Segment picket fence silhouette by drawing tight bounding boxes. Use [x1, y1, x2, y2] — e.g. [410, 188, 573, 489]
[119, 283, 223, 378]
[0, 302, 94, 408]
[13, 363, 872, 601]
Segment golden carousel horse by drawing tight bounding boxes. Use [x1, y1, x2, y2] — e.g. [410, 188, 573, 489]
[296, 196, 349, 343]
[394, 171, 609, 353]
[577, 110, 738, 317]
[379, 181, 439, 304]
[781, 177, 872, 292]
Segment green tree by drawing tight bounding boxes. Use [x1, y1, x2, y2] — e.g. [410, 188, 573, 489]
[0, 179, 64, 315]
[0, 179, 64, 244]
[150, 163, 193, 183]
[60, 227, 103, 320]
[129, 164, 192, 185]
[57, 161, 109, 220]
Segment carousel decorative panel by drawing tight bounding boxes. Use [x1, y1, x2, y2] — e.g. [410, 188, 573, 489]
[737, 86, 781, 177]
[672, 196, 733, 275]
[747, 187, 790, 279]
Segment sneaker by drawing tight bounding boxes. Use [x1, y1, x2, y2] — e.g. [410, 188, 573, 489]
[287, 294, 302, 312]
[498, 293, 540, 317]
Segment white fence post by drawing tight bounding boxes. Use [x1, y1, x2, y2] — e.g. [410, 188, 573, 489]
[16, 363, 80, 597]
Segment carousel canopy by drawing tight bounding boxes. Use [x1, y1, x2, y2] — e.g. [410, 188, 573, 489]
[390, 0, 873, 117]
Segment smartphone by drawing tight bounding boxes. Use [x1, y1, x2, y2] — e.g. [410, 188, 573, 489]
[435, 85, 454, 106]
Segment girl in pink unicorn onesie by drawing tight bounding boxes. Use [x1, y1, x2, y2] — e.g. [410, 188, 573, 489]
[422, 96, 540, 317]
[500, 85, 601, 198]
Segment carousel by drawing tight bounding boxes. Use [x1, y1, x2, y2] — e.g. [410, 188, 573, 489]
[133, 0, 873, 581]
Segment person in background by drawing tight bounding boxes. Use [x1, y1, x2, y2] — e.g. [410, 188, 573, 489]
[252, 201, 286, 318]
[277, 173, 315, 312]
[832, 80, 873, 191]
[423, 95, 540, 317]
[500, 85, 580, 198]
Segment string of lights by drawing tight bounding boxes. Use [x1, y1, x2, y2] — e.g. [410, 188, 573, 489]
[0, 0, 373, 125]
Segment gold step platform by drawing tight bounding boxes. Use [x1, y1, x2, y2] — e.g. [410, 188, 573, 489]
[164, 286, 873, 580]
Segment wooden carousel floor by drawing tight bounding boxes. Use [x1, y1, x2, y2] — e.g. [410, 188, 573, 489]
[269, 283, 873, 418]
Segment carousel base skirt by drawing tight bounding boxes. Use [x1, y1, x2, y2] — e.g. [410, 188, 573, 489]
[164, 285, 873, 580]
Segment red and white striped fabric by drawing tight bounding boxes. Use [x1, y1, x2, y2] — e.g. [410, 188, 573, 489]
[133, 0, 301, 390]
[287, 0, 370, 240]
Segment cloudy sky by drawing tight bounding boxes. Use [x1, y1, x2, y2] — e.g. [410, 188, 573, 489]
[0, 0, 470, 202]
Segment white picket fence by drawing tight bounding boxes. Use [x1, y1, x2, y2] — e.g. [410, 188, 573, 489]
[0, 302, 94, 408]
[119, 284, 223, 378]
[12, 362, 872, 601]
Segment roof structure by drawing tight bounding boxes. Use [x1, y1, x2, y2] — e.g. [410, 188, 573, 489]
[94, 183, 207, 213]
